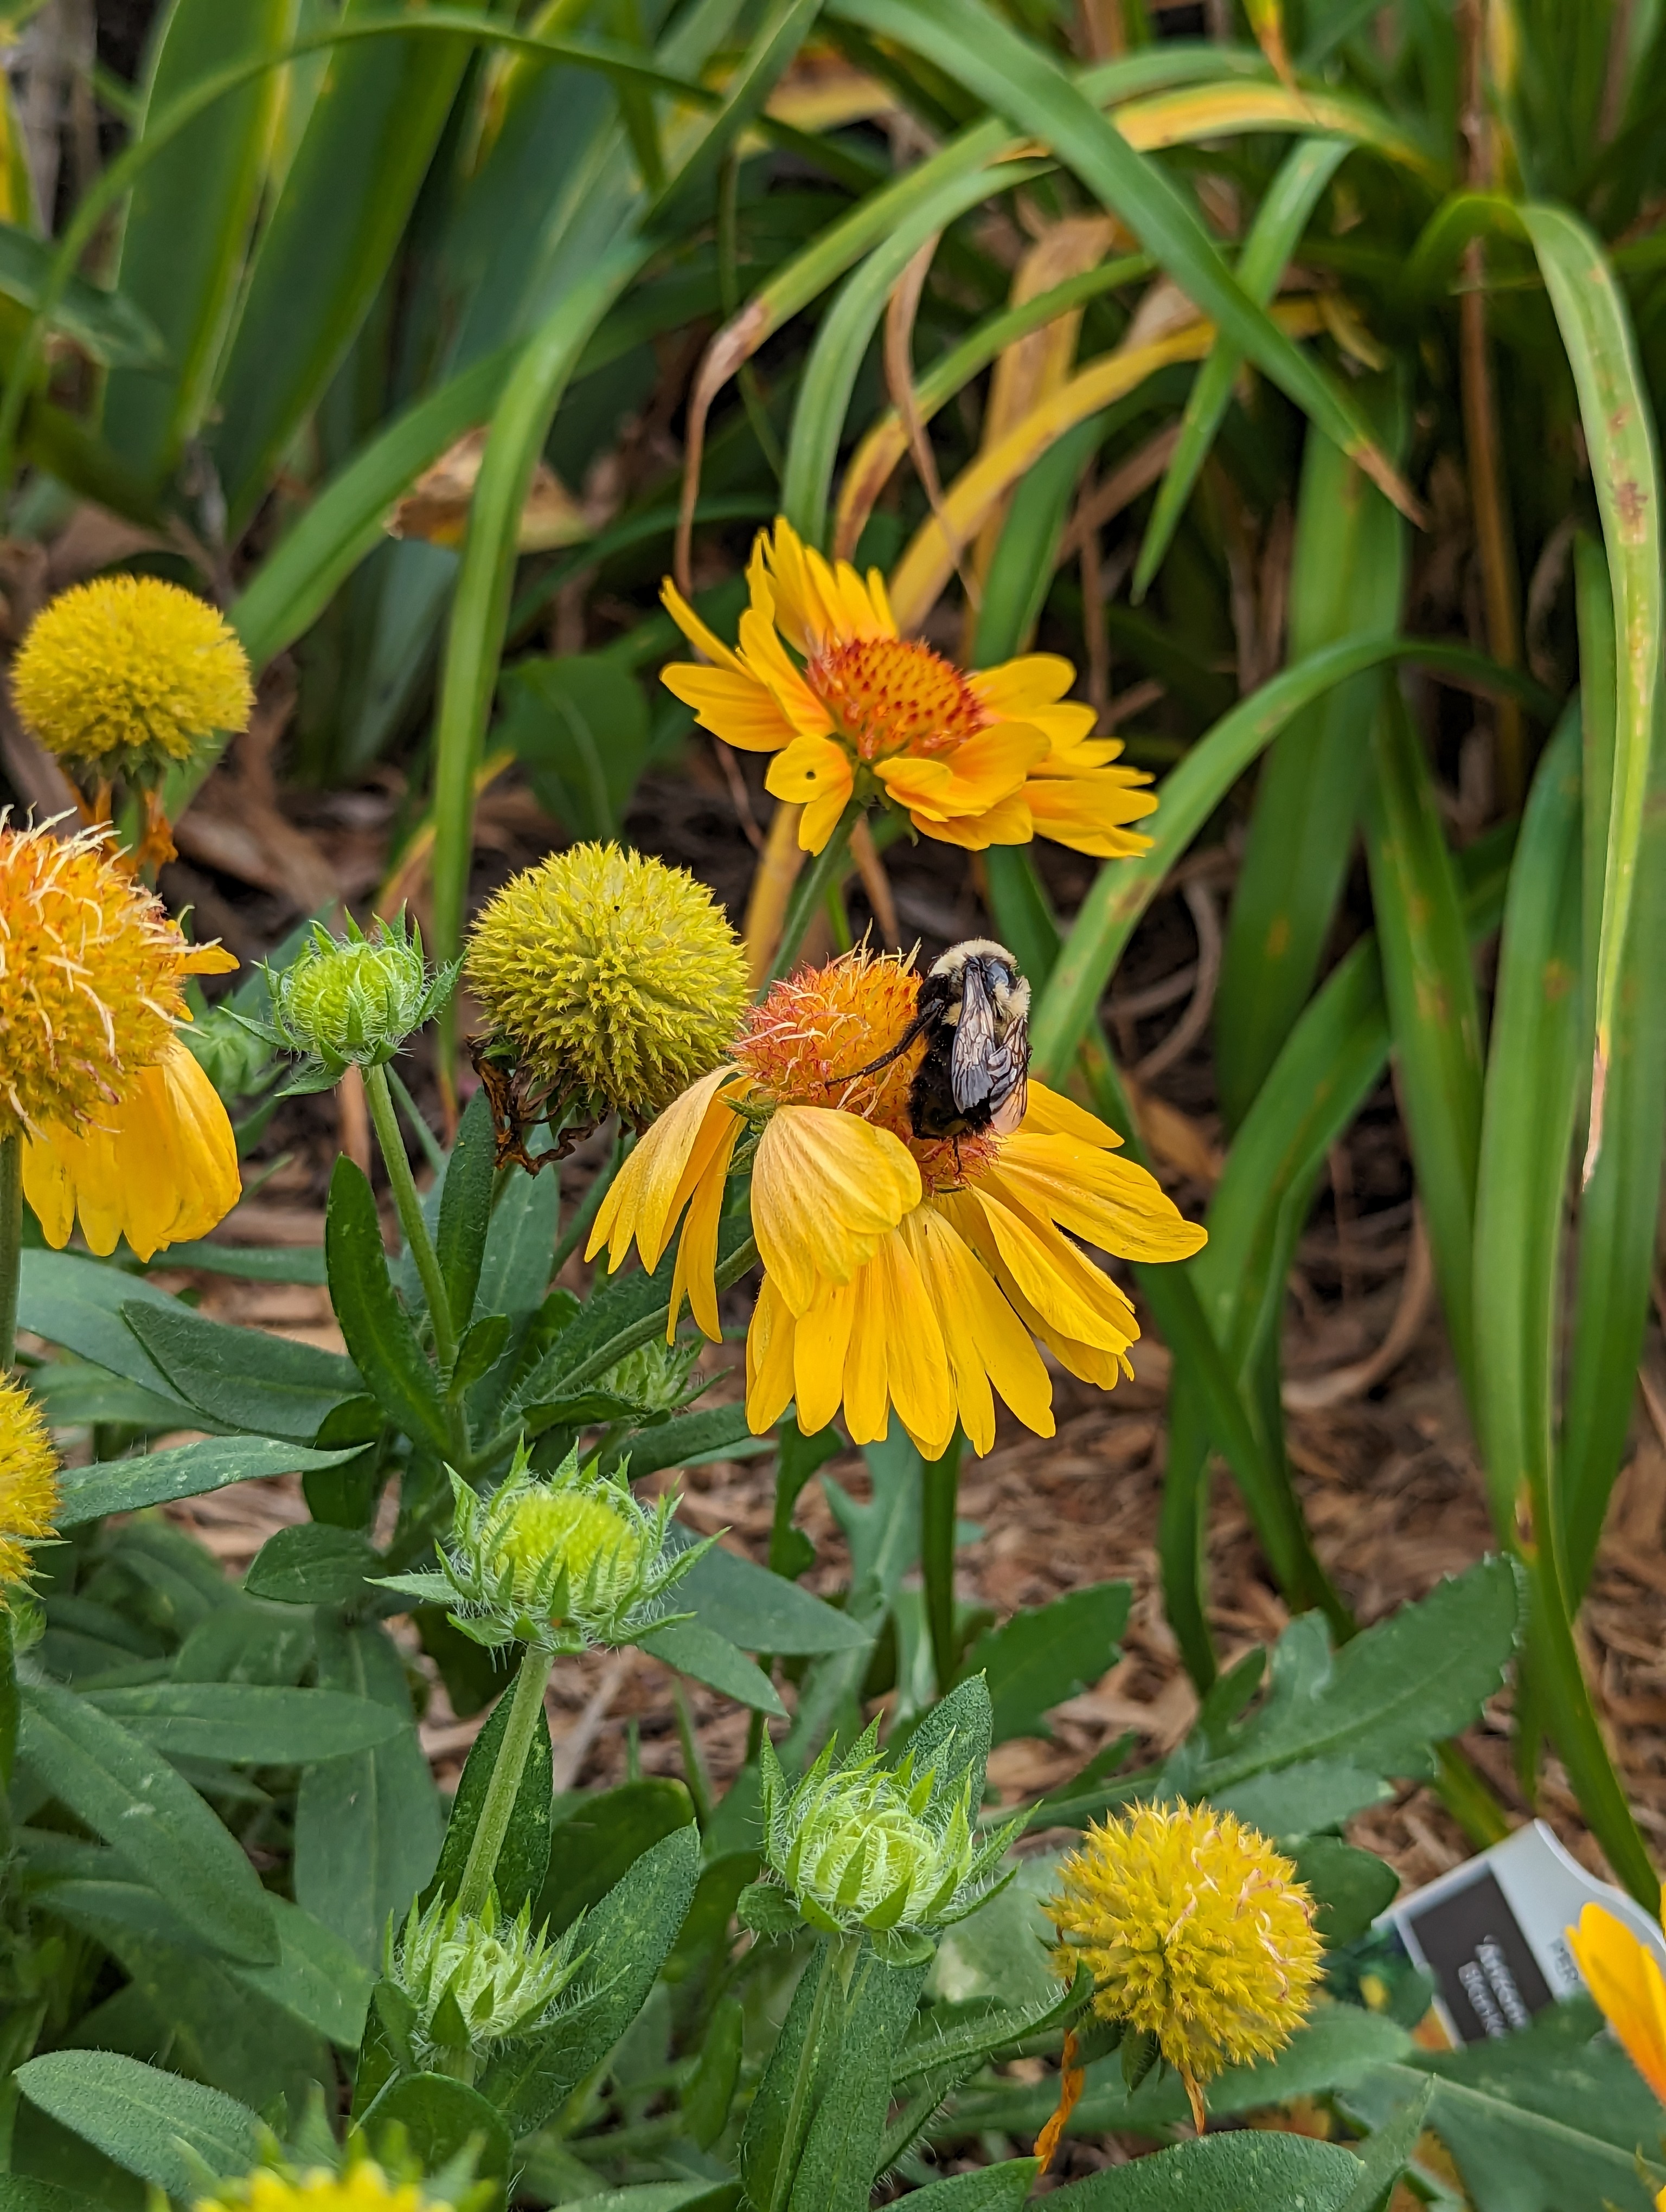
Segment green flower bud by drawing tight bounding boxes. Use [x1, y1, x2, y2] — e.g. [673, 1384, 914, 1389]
[264, 912, 458, 1088]
[742, 1713, 1020, 1965]
[600, 1334, 703, 1416]
[411, 1441, 712, 1655]
[388, 1888, 584, 2068]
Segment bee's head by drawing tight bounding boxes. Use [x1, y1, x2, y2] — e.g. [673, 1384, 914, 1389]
[930, 940, 1031, 1031]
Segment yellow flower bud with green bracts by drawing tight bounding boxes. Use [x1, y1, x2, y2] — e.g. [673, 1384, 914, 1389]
[375, 1441, 714, 1657]
[387, 1886, 585, 2070]
[262, 911, 458, 1090]
[742, 1681, 1018, 1965]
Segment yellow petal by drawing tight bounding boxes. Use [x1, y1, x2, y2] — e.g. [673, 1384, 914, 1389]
[1022, 1079, 1123, 1149]
[963, 1181, 1138, 1353]
[1569, 1905, 1666, 2103]
[21, 1129, 74, 1248]
[969, 653, 1076, 714]
[875, 1226, 956, 1459]
[746, 1272, 798, 1434]
[180, 942, 239, 975]
[661, 577, 745, 671]
[751, 1104, 920, 1313]
[661, 663, 797, 752]
[908, 793, 1035, 850]
[793, 1271, 859, 1435]
[765, 736, 855, 851]
[908, 1204, 1054, 1451]
[589, 1066, 739, 1271]
[842, 1250, 892, 1445]
[738, 603, 835, 736]
[1023, 771, 1158, 857]
[874, 724, 1046, 821]
[670, 1103, 743, 1341]
[989, 1133, 1207, 1262]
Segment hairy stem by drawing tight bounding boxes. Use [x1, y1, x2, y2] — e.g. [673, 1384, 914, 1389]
[456, 1642, 555, 1919]
[364, 1061, 458, 1373]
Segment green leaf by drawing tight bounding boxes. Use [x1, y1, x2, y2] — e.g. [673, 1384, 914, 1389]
[244, 1523, 382, 1606]
[1337, 2079, 1434, 2212]
[623, 1403, 774, 1479]
[1045, 2132, 1366, 2212]
[1520, 204, 1664, 1169]
[683, 1993, 746, 2149]
[960, 1581, 1130, 1744]
[12, 2053, 260, 2198]
[325, 1155, 451, 1455]
[540, 1778, 695, 1933]
[17, 1680, 277, 1966]
[474, 1158, 564, 1322]
[1207, 1759, 1391, 1837]
[498, 655, 650, 840]
[122, 1297, 360, 1445]
[55, 1437, 365, 1527]
[18, 1251, 208, 1419]
[145, 1240, 328, 1285]
[0, 222, 167, 368]
[638, 1618, 787, 1715]
[293, 1617, 442, 1966]
[358, 2073, 511, 2190]
[892, 2164, 1039, 2212]
[788, 1957, 926, 2212]
[83, 1682, 403, 1763]
[436, 1086, 497, 1330]
[1290, 1835, 1399, 1947]
[428, 1669, 554, 1918]
[673, 1537, 870, 1655]
[481, 1823, 701, 2136]
[25, 1359, 188, 1433]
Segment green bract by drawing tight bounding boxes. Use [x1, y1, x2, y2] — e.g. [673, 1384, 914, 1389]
[388, 1887, 585, 2067]
[376, 1442, 712, 1655]
[741, 1690, 1020, 1966]
[257, 911, 458, 1091]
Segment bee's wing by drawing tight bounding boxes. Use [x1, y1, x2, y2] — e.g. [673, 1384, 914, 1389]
[950, 961, 999, 1113]
[988, 1012, 1029, 1136]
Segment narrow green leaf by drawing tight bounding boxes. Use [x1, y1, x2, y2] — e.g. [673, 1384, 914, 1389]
[325, 1156, 451, 1455]
[12, 2054, 260, 2200]
[960, 1582, 1130, 1744]
[638, 1619, 787, 1716]
[122, 1298, 359, 1445]
[435, 1086, 498, 1331]
[84, 1682, 403, 1763]
[55, 1437, 363, 1528]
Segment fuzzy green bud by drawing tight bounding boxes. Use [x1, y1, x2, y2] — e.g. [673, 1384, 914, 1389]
[741, 1699, 1019, 1965]
[264, 912, 458, 1088]
[375, 1442, 714, 1656]
[600, 1334, 703, 1417]
[388, 1888, 584, 2070]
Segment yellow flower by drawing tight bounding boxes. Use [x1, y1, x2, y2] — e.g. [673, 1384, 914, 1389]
[1046, 1801, 1323, 2131]
[196, 2155, 448, 2210]
[661, 517, 1157, 857]
[1568, 1901, 1666, 2104]
[0, 819, 240, 1259]
[14, 574, 253, 773]
[588, 948, 1205, 1459]
[467, 842, 750, 1122]
[0, 1374, 57, 1593]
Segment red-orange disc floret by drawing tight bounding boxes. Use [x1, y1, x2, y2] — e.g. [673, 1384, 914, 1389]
[733, 950, 997, 1193]
[808, 638, 987, 763]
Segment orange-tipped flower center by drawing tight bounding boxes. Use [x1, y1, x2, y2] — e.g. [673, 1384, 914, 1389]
[808, 638, 987, 762]
[734, 950, 997, 1192]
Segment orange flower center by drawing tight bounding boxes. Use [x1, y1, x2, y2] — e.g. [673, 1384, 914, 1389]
[734, 952, 997, 1193]
[807, 638, 987, 763]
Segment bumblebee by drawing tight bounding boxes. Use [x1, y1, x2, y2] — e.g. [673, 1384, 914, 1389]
[849, 940, 1031, 1140]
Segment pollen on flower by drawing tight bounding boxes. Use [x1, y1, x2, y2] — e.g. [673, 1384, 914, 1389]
[0, 1376, 57, 1593]
[14, 574, 253, 771]
[734, 947, 996, 1191]
[0, 818, 196, 1142]
[467, 843, 749, 1121]
[809, 636, 985, 761]
[1045, 1800, 1323, 2130]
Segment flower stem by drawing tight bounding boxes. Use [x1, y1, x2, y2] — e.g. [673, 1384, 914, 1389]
[364, 1062, 458, 1373]
[764, 800, 863, 991]
[456, 1642, 555, 1920]
[921, 1427, 962, 1695]
[0, 1133, 21, 1372]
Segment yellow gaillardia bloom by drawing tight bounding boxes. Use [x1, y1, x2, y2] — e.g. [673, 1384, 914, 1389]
[468, 842, 749, 1123]
[662, 518, 1156, 857]
[0, 820, 240, 1260]
[14, 574, 253, 776]
[1046, 1801, 1324, 2131]
[0, 1374, 57, 1592]
[195, 2151, 469, 2210]
[588, 947, 1205, 1459]
[1568, 1901, 1666, 2104]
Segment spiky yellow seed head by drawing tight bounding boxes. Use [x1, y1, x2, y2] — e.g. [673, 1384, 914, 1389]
[195, 2153, 460, 2210]
[491, 1487, 643, 1615]
[466, 842, 748, 1122]
[14, 575, 253, 776]
[0, 1377, 57, 1593]
[1045, 1800, 1323, 2129]
[0, 819, 200, 1142]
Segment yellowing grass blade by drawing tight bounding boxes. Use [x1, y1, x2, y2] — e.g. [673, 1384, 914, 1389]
[1519, 204, 1664, 1177]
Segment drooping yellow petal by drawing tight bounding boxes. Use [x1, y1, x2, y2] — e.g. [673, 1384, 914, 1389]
[661, 663, 798, 752]
[1569, 1905, 1666, 2104]
[750, 1104, 920, 1313]
[669, 1102, 744, 1341]
[907, 1204, 1054, 1454]
[874, 723, 1047, 821]
[967, 653, 1077, 714]
[746, 1272, 798, 1434]
[765, 736, 855, 852]
[842, 1248, 892, 1445]
[962, 1182, 1138, 1353]
[1022, 1080, 1123, 1149]
[875, 1225, 956, 1459]
[589, 1065, 740, 1271]
[661, 577, 746, 671]
[23, 1039, 240, 1262]
[912, 792, 1035, 850]
[793, 1271, 859, 1435]
[1022, 772, 1158, 858]
[988, 1134, 1208, 1262]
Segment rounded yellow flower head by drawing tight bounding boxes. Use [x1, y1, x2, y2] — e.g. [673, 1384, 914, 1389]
[662, 517, 1157, 856]
[0, 1375, 57, 1592]
[14, 574, 253, 776]
[195, 2152, 454, 2210]
[589, 946, 1206, 1460]
[467, 842, 749, 1124]
[0, 819, 241, 1258]
[1046, 1801, 1323, 2130]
